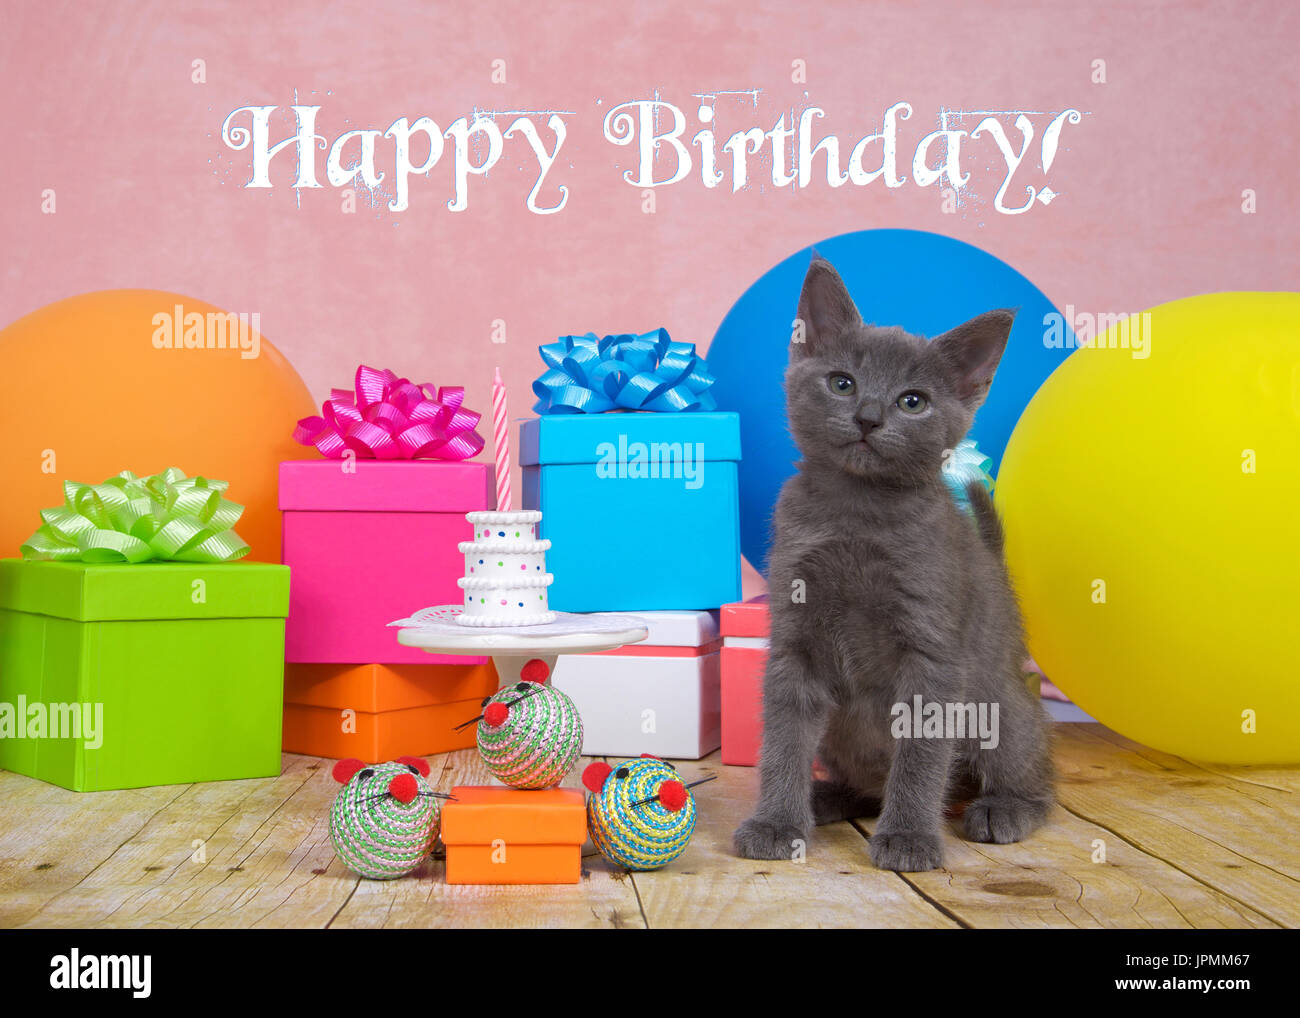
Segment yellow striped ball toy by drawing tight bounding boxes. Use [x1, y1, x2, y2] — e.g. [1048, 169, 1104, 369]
[582, 756, 697, 871]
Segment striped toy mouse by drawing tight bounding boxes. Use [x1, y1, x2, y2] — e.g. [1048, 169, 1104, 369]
[582, 755, 714, 871]
[329, 756, 449, 879]
[458, 658, 584, 789]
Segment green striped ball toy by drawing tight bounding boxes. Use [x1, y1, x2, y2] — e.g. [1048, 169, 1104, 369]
[477, 681, 583, 789]
[329, 759, 440, 879]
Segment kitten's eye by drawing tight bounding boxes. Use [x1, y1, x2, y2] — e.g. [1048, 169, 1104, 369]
[616, 767, 630, 779]
[406, 764, 421, 776]
[515, 682, 530, 691]
[897, 392, 928, 414]
[357, 768, 375, 781]
[828, 373, 855, 395]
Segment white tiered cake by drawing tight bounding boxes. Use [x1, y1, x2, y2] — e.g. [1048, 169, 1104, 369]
[456, 510, 556, 626]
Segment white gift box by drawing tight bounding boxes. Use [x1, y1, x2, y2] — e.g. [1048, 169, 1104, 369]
[550, 610, 721, 759]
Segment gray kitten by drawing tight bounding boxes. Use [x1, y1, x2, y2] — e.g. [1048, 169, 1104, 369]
[734, 255, 1054, 872]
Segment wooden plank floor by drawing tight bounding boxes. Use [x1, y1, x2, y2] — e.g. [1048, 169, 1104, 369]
[0, 724, 1295, 929]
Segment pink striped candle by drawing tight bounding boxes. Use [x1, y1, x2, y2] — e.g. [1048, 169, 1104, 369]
[492, 367, 512, 512]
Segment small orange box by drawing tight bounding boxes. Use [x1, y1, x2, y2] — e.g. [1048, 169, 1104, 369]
[281, 661, 499, 762]
[441, 786, 587, 884]
[284, 661, 498, 713]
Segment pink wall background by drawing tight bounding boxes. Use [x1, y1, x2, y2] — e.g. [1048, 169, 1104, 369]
[3, 0, 1296, 590]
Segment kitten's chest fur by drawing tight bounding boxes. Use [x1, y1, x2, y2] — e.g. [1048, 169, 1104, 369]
[768, 469, 990, 702]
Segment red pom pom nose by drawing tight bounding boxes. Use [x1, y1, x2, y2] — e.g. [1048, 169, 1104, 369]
[658, 780, 688, 812]
[388, 772, 418, 804]
[483, 701, 509, 728]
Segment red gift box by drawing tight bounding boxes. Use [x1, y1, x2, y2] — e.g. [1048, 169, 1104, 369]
[720, 595, 768, 766]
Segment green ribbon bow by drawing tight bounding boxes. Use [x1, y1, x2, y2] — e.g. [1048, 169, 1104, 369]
[20, 468, 250, 564]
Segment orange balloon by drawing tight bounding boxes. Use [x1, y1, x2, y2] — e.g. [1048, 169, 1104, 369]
[0, 290, 317, 561]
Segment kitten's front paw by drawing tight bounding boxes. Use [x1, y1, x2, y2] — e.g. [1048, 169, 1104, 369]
[963, 795, 1050, 844]
[869, 830, 944, 872]
[734, 817, 809, 861]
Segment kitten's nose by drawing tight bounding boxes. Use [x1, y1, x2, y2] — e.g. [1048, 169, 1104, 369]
[856, 400, 884, 433]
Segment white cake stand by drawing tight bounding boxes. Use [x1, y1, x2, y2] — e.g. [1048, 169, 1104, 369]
[389, 605, 649, 686]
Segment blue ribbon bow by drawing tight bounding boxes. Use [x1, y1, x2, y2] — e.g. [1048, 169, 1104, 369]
[942, 439, 996, 514]
[532, 329, 717, 415]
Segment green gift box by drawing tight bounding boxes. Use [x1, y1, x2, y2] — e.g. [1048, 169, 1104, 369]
[0, 559, 290, 791]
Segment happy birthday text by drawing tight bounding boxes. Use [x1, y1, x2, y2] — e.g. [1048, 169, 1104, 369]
[219, 100, 1083, 216]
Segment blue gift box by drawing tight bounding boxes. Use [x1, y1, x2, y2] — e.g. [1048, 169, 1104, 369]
[520, 412, 742, 611]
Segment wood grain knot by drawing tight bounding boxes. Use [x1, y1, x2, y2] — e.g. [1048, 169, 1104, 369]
[981, 880, 1055, 898]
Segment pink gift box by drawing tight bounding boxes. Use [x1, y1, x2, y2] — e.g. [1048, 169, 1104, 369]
[279, 459, 493, 665]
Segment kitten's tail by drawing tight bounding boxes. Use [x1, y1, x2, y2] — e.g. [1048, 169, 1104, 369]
[966, 482, 1005, 556]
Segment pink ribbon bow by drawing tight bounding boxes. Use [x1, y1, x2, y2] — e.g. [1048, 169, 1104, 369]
[294, 365, 486, 460]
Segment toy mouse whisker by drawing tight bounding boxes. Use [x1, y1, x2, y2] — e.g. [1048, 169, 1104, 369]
[360, 788, 456, 802]
[629, 774, 717, 808]
[506, 686, 543, 708]
[453, 684, 543, 730]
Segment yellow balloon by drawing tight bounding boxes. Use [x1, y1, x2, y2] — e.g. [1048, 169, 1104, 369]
[997, 292, 1300, 764]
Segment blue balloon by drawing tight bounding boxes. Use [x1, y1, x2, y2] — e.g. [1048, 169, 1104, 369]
[708, 228, 1074, 573]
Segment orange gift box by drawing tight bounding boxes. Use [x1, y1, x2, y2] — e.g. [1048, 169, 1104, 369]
[285, 661, 498, 712]
[441, 786, 587, 884]
[282, 662, 498, 762]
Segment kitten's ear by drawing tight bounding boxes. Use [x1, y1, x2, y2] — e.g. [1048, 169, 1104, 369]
[931, 309, 1016, 406]
[794, 255, 861, 357]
